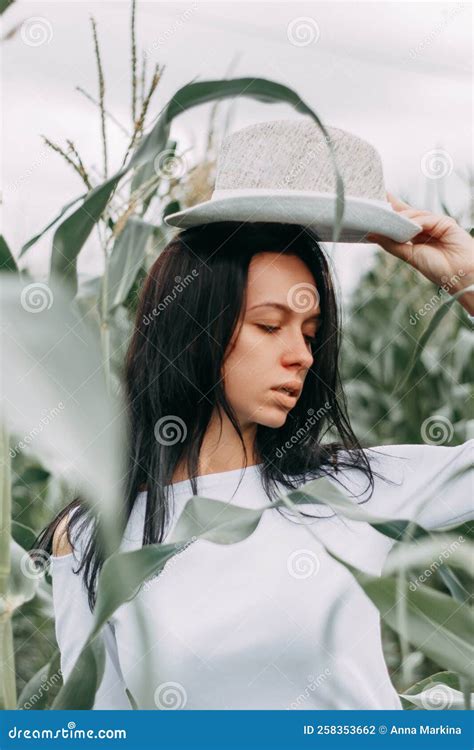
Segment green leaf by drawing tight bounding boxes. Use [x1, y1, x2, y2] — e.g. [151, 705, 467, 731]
[106, 218, 155, 312]
[91, 543, 181, 636]
[393, 284, 474, 395]
[383, 534, 474, 577]
[11, 521, 38, 550]
[17, 650, 62, 709]
[131, 139, 177, 216]
[19, 193, 86, 259]
[0, 1, 15, 15]
[5, 540, 40, 613]
[286, 478, 429, 541]
[52, 636, 105, 710]
[346, 568, 473, 680]
[0, 236, 17, 272]
[162, 200, 181, 220]
[0, 274, 127, 552]
[437, 565, 470, 603]
[51, 543, 181, 709]
[400, 671, 472, 710]
[170, 496, 263, 545]
[50, 174, 123, 299]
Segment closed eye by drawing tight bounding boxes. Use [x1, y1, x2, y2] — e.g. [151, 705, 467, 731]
[258, 325, 280, 334]
[258, 325, 317, 345]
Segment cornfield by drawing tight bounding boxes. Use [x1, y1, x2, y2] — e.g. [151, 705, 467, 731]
[0, 0, 472, 712]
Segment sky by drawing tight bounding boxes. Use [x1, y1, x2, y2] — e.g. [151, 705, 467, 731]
[2, 0, 472, 299]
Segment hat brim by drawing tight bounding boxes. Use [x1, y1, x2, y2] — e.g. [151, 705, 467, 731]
[164, 190, 422, 243]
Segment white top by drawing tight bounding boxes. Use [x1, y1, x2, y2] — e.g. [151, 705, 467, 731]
[51, 439, 473, 710]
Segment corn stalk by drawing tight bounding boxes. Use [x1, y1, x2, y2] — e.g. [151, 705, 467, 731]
[0, 423, 16, 709]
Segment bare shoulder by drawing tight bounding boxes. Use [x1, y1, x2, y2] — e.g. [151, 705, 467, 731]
[52, 515, 73, 557]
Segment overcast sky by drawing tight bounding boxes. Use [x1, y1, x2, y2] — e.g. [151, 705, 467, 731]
[2, 0, 472, 297]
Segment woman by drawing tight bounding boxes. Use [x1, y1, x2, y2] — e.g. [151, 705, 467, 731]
[38, 121, 473, 710]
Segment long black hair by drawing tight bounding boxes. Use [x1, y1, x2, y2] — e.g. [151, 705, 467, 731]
[35, 221, 383, 609]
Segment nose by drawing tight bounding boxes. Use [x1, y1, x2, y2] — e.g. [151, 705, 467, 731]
[281, 330, 314, 370]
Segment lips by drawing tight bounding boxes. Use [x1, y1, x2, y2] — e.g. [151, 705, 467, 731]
[271, 389, 298, 409]
[272, 381, 302, 398]
[271, 381, 302, 409]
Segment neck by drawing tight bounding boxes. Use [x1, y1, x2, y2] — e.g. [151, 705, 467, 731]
[171, 409, 259, 483]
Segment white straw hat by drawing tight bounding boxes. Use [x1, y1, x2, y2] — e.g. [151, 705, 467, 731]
[165, 119, 422, 243]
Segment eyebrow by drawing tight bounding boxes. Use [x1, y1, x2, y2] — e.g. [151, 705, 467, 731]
[247, 302, 321, 320]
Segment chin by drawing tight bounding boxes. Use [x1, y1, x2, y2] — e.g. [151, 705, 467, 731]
[252, 405, 289, 429]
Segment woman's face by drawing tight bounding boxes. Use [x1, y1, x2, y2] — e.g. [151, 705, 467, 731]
[222, 252, 321, 429]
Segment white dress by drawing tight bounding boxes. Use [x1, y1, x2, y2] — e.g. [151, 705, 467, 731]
[51, 440, 473, 710]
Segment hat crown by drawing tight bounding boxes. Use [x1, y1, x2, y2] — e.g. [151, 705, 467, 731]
[214, 119, 386, 201]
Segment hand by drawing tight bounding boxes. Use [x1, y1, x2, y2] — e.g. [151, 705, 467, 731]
[367, 193, 474, 315]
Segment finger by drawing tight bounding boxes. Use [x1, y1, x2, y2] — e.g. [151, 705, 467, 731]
[403, 212, 457, 239]
[366, 233, 414, 264]
[386, 192, 412, 211]
[398, 208, 432, 219]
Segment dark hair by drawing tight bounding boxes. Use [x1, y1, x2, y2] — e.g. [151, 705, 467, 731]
[35, 221, 383, 610]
